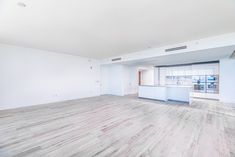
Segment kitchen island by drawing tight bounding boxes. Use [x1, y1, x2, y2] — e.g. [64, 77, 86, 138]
[138, 85, 192, 103]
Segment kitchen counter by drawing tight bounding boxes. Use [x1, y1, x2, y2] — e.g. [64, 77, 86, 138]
[138, 85, 192, 103]
[140, 85, 192, 88]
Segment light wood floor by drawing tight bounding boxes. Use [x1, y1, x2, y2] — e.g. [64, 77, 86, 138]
[0, 95, 235, 157]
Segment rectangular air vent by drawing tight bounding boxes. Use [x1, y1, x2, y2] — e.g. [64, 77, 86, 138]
[165, 46, 187, 52]
[111, 57, 122, 61]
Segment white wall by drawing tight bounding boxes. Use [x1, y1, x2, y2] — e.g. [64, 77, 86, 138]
[220, 58, 235, 103]
[101, 65, 125, 96]
[100, 65, 109, 95]
[0, 44, 101, 110]
[101, 65, 138, 96]
[123, 66, 138, 95]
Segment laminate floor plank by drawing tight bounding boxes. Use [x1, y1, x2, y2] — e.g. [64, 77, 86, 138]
[0, 95, 234, 157]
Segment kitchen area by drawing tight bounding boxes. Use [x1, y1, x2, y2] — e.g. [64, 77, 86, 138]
[138, 61, 219, 103]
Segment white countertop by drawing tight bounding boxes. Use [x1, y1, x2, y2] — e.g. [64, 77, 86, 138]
[166, 85, 192, 88]
[139, 85, 191, 103]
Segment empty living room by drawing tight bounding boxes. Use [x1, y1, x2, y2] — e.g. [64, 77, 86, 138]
[0, 0, 235, 157]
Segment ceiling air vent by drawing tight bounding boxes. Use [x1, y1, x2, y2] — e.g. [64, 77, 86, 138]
[111, 57, 122, 61]
[165, 46, 187, 52]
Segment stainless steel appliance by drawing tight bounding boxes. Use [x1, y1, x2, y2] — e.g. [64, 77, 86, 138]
[192, 76, 206, 92]
[192, 75, 219, 93]
[206, 75, 219, 93]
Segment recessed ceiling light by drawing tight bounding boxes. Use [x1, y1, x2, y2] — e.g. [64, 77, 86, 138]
[17, 2, 26, 7]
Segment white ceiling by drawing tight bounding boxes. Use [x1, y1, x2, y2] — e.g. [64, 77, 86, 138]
[0, 0, 235, 59]
[122, 46, 235, 66]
